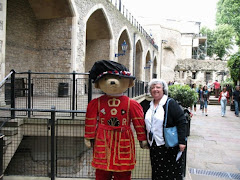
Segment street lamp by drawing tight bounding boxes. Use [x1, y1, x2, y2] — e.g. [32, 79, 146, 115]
[160, 40, 168, 78]
[115, 40, 128, 57]
[144, 60, 152, 69]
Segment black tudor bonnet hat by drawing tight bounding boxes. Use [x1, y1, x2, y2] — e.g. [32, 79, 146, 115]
[89, 60, 135, 83]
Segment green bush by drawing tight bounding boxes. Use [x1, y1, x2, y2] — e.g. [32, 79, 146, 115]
[221, 78, 234, 89]
[168, 84, 198, 108]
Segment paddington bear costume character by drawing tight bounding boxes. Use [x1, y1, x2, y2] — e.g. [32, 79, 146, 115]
[84, 60, 148, 180]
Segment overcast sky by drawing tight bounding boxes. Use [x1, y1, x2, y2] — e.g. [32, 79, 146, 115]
[122, 0, 219, 29]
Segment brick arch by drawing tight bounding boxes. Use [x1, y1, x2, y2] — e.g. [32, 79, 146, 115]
[135, 39, 143, 80]
[85, 8, 113, 72]
[116, 28, 132, 70]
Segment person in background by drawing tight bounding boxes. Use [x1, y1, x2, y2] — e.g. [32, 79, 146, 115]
[145, 79, 186, 180]
[232, 85, 240, 117]
[207, 80, 213, 94]
[213, 80, 221, 98]
[190, 83, 197, 115]
[198, 85, 204, 111]
[218, 87, 230, 117]
[199, 85, 210, 116]
[226, 84, 232, 101]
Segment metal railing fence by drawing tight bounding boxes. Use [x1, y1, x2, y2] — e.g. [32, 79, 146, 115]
[0, 70, 151, 179]
[0, 70, 147, 119]
[0, 107, 151, 179]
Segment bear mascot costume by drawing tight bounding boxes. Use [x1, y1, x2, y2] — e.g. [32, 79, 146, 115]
[84, 60, 148, 180]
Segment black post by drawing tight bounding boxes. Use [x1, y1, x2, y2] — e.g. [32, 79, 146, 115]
[72, 71, 76, 119]
[50, 106, 56, 180]
[28, 70, 32, 118]
[10, 70, 15, 119]
[0, 134, 4, 180]
[88, 75, 92, 103]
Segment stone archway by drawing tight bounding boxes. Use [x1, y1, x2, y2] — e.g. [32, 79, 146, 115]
[135, 40, 143, 80]
[116, 30, 131, 70]
[153, 57, 157, 78]
[5, 0, 74, 73]
[85, 9, 112, 72]
[145, 51, 151, 82]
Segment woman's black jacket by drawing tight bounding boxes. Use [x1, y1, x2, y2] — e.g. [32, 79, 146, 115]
[162, 98, 187, 145]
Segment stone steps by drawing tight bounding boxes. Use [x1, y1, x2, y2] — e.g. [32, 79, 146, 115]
[0, 118, 24, 171]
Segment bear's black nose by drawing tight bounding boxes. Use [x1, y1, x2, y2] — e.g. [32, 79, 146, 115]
[110, 81, 116, 85]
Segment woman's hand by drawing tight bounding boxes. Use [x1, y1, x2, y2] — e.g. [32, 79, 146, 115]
[179, 144, 186, 152]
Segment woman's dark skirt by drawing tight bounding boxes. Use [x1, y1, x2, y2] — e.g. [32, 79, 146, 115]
[150, 141, 183, 180]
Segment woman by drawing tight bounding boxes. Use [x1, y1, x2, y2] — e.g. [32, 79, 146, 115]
[218, 87, 229, 117]
[199, 85, 209, 116]
[145, 79, 186, 180]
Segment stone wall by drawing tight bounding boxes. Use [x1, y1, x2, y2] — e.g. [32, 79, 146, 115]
[37, 18, 72, 73]
[0, 0, 6, 106]
[175, 59, 229, 85]
[5, 0, 73, 74]
[5, 0, 39, 73]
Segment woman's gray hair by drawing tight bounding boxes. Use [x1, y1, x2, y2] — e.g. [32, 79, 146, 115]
[148, 79, 168, 95]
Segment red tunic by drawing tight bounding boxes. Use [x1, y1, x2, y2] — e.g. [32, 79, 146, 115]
[85, 95, 147, 172]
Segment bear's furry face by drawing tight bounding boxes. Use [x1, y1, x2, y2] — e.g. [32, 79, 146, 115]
[96, 75, 134, 95]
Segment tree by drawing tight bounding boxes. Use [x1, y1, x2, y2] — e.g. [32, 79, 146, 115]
[216, 0, 240, 46]
[200, 25, 235, 60]
[213, 24, 235, 59]
[227, 51, 240, 85]
[200, 27, 214, 57]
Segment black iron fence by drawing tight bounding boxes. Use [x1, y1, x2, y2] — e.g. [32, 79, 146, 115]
[0, 70, 149, 179]
[0, 108, 151, 179]
[1, 70, 146, 119]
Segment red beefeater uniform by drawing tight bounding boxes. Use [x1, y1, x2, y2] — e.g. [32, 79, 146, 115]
[85, 95, 147, 172]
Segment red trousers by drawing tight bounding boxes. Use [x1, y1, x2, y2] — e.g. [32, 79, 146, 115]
[96, 169, 131, 180]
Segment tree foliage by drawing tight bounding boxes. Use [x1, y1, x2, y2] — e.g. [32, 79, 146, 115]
[168, 85, 198, 108]
[213, 24, 235, 59]
[216, 0, 240, 46]
[227, 51, 240, 84]
[200, 27, 215, 57]
[200, 25, 235, 60]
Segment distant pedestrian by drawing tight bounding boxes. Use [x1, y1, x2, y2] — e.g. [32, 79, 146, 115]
[207, 80, 213, 94]
[213, 80, 220, 98]
[198, 85, 203, 110]
[190, 84, 197, 115]
[199, 85, 210, 116]
[218, 87, 230, 117]
[226, 84, 232, 101]
[232, 85, 240, 117]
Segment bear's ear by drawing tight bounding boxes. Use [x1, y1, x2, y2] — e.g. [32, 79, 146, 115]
[128, 79, 135, 88]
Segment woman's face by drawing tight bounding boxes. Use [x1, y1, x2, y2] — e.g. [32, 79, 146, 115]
[150, 83, 164, 100]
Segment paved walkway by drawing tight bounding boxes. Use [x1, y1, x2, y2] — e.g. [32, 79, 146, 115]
[186, 104, 240, 180]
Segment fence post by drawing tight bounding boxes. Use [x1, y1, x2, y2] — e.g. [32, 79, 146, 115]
[0, 134, 4, 180]
[72, 71, 76, 119]
[88, 75, 92, 103]
[10, 70, 15, 119]
[50, 106, 56, 180]
[28, 70, 32, 118]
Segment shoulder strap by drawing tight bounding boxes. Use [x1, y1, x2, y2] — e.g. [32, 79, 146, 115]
[164, 98, 171, 127]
